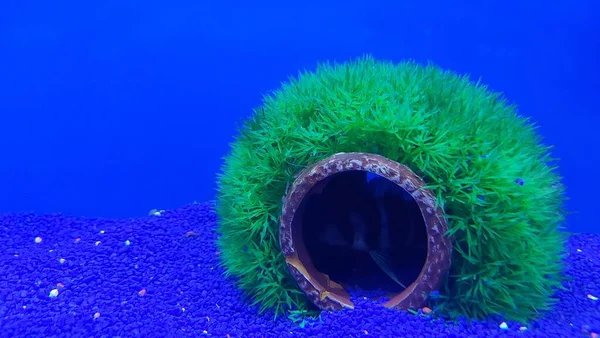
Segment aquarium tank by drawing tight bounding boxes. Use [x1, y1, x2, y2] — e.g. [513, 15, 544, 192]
[0, 1, 598, 337]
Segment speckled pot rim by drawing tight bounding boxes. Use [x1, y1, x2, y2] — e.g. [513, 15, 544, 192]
[279, 152, 452, 311]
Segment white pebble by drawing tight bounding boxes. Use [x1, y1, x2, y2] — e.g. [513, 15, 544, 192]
[99, 230, 105, 234]
[499, 322, 508, 330]
[59, 258, 66, 264]
[49, 289, 59, 298]
[577, 249, 582, 252]
[149, 209, 165, 216]
[519, 326, 527, 331]
[95, 241, 101, 246]
[125, 240, 131, 246]
[34, 237, 42, 244]
[587, 294, 598, 301]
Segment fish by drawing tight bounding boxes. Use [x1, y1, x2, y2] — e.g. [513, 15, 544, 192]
[366, 175, 407, 289]
[368, 172, 422, 251]
[318, 222, 351, 248]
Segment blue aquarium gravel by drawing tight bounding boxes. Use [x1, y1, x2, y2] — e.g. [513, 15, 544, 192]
[0, 202, 598, 338]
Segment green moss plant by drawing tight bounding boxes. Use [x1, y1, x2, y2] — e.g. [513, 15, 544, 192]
[215, 55, 567, 323]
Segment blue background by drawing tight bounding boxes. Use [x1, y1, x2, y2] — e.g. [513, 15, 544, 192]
[0, 1, 597, 233]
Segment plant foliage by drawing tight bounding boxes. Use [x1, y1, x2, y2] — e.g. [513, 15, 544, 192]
[215, 55, 567, 322]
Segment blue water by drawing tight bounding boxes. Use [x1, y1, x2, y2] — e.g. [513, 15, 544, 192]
[0, 1, 598, 233]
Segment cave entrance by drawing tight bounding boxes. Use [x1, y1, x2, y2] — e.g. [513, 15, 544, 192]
[299, 170, 428, 303]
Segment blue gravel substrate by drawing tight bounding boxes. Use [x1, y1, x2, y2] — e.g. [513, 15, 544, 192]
[0, 202, 598, 338]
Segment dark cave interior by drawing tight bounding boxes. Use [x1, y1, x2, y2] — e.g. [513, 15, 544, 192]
[301, 170, 428, 297]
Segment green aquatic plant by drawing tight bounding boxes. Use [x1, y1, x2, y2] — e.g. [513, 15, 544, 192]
[215, 55, 567, 322]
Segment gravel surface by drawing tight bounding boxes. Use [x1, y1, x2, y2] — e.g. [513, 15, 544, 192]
[0, 202, 598, 338]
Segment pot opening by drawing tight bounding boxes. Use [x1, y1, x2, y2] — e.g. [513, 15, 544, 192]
[280, 152, 451, 311]
[297, 169, 428, 304]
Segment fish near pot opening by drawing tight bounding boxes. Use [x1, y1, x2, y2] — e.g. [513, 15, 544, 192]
[279, 152, 452, 312]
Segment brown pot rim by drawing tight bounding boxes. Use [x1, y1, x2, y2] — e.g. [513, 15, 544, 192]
[279, 152, 452, 311]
